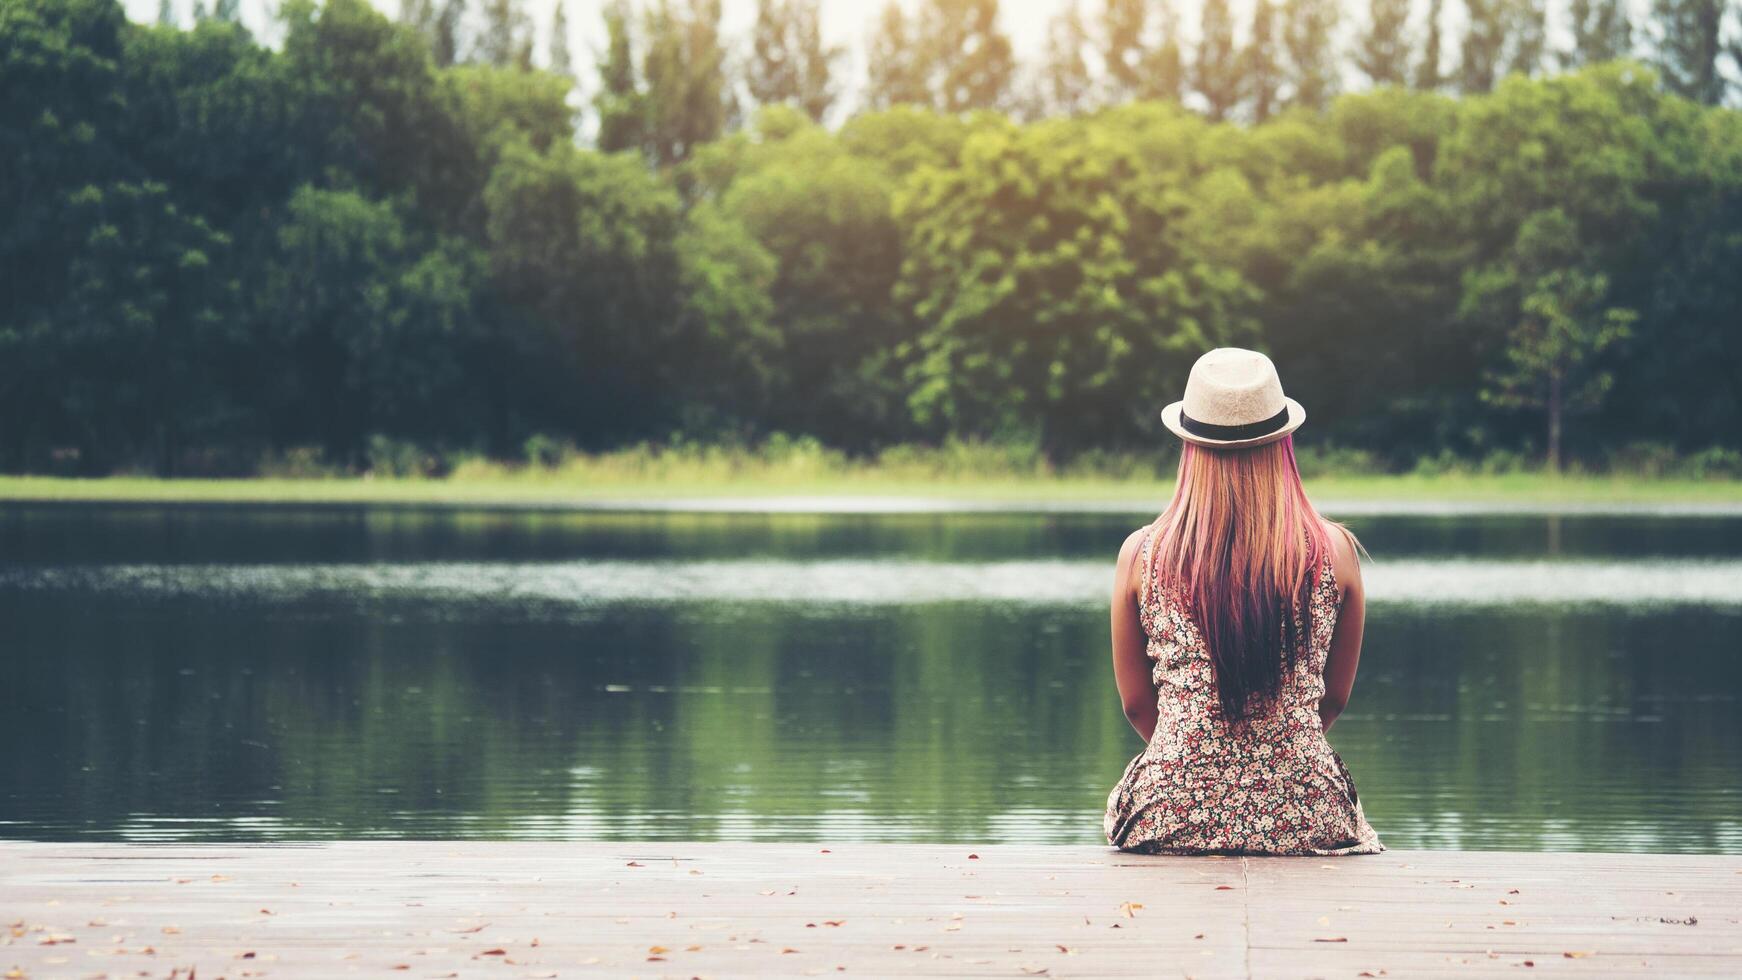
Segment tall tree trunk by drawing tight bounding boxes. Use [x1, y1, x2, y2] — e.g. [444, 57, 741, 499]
[1546, 365, 1563, 473]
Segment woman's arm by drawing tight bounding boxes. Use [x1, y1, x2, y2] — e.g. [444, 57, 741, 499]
[1319, 523, 1366, 733]
[1111, 526, 1158, 742]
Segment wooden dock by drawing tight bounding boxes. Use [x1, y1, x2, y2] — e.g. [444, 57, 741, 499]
[3, 842, 1738, 978]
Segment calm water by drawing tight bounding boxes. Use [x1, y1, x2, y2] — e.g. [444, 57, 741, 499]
[2, 503, 1740, 851]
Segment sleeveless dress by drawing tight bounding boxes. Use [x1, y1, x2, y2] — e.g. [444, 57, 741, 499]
[1102, 523, 1385, 855]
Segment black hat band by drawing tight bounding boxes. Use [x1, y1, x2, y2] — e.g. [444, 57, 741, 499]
[1178, 404, 1290, 441]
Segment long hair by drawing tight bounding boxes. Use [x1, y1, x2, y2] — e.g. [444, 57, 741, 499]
[1145, 435, 1351, 724]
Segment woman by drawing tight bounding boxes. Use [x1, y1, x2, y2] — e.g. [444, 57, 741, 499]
[1103, 347, 1383, 855]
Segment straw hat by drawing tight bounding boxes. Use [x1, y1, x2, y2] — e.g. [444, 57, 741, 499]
[1160, 347, 1305, 449]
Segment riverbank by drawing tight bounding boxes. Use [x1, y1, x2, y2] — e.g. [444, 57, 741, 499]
[2, 471, 1739, 512]
[2, 842, 1735, 978]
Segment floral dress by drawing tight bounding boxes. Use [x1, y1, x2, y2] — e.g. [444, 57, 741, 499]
[1103, 523, 1384, 855]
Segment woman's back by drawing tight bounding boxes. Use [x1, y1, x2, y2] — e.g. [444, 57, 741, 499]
[1103, 520, 1382, 855]
[1102, 346, 1382, 855]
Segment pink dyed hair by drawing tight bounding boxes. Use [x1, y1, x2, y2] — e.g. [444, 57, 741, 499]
[1144, 435, 1347, 723]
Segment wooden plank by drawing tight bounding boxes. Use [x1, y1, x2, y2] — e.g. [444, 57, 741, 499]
[2, 843, 1737, 978]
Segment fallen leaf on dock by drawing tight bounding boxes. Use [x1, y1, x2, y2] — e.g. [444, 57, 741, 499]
[1313, 937, 1348, 943]
[1118, 902, 1143, 918]
[1563, 951, 1594, 958]
[625, 861, 644, 867]
[477, 948, 507, 956]
[1214, 885, 1233, 891]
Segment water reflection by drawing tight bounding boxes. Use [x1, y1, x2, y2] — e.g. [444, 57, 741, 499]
[3, 556, 1741, 608]
[1, 505, 1739, 852]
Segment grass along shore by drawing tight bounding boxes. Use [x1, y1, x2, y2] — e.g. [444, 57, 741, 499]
[1, 470, 1738, 508]
[4, 439, 1738, 507]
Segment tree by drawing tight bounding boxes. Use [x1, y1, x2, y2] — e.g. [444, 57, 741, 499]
[1416, 0, 1445, 89]
[1652, 0, 1724, 104]
[594, 0, 647, 153]
[1038, 1, 1096, 116]
[213, 0, 240, 23]
[1472, 210, 1635, 471]
[1563, 0, 1631, 66]
[1460, 0, 1507, 91]
[264, 186, 486, 463]
[1505, 0, 1548, 78]
[1244, 0, 1283, 121]
[1282, 0, 1338, 110]
[924, 0, 1016, 112]
[895, 113, 1256, 452]
[784, 0, 839, 122]
[639, 0, 730, 168]
[749, 0, 796, 107]
[865, 0, 1014, 113]
[549, 0, 573, 77]
[747, 0, 841, 122]
[433, 0, 464, 66]
[1194, 0, 1240, 119]
[1462, 0, 1547, 92]
[157, 0, 176, 27]
[696, 113, 911, 445]
[865, 2, 929, 108]
[1141, 0, 1188, 102]
[1100, 0, 1147, 101]
[1355, 0, 1412, 85]
[475, 0, 533, 69]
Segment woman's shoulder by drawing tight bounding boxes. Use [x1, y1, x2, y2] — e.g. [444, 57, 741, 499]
[1317, 517, 1362, 598]
[1115, 522, 1157, 601]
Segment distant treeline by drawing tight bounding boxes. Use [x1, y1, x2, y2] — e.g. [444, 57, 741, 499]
[2, 0, 1740, 476]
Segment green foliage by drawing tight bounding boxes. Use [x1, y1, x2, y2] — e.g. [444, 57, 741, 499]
[1282, 0, 1338, 110]
[1194, 0, 1241, 120]
[1469, 210, 1636, 469]
[893, 110, 1256, 452]
[1355, 0, 1413, 86]
[746, 0, 839, 123]
[864, 0, 1015, 113]
[1652, 0, 1724, 104]
[2, 0, 1741, 478]
[1564, 0, 1631, 67]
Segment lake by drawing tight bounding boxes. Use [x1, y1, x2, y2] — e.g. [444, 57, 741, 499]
[2, 502, 1739, 852]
